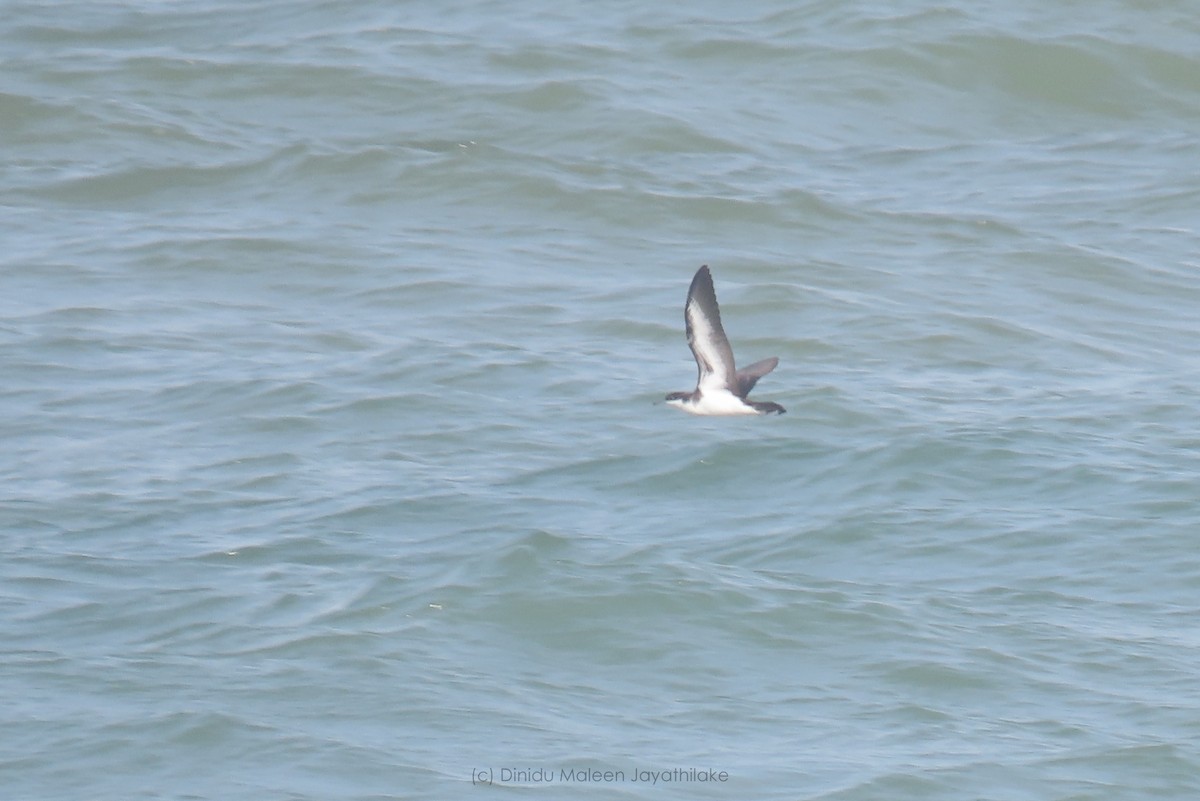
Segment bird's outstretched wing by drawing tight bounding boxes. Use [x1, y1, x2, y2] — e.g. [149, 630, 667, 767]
[684, 266, 737, 394]
[735, 357, 778, 398]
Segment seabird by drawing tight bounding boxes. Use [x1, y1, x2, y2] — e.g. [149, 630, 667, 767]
[665, 265, 785, 416]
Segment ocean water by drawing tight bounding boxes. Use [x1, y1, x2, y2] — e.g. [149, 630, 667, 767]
[4, 1, 1200, 798]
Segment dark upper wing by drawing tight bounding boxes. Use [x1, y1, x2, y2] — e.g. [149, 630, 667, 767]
[684, 265, 737, 393]
[735, 357, 778, 398]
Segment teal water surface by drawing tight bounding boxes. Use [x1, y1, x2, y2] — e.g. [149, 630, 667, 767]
[4, 1, 1200, 799]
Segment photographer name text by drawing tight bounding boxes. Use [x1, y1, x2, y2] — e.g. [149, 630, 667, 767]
[472, 767, 729, 786]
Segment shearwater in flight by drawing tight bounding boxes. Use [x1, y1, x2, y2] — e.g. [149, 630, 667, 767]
[665, 265, 785, 416]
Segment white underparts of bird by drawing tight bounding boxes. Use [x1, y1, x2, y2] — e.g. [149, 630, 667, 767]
[665, 265, 785, 416]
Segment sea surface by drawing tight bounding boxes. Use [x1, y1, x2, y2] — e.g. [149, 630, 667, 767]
[4, 1, 1200, 799]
